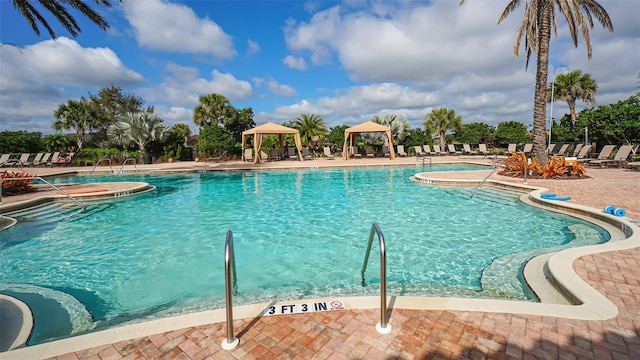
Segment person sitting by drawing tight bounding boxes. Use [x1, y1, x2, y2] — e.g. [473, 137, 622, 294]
[55, 154, 71, 164]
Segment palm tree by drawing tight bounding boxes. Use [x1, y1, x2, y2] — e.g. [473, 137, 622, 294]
[193, 93, 232, 127]
[42, 132, 73, 152]
[371, 114, 411, 144]
[11, 0, 118, 39]
[108, 112, 168, 153]
[424, 108, 463, 148]
[461, 0, 613, 163]
[171, 123, 192, 147]
[293, 113, 328, 147]
[52, 98, 97, 150]
[548, 70, 597, 128]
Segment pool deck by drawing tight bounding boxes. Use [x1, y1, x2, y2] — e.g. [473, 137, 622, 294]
[1, 156, 639, 359]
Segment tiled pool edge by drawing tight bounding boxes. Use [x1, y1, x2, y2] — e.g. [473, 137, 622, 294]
[2, 174, 639, 359]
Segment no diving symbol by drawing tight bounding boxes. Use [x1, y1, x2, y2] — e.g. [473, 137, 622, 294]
[330, 300, 344, 310]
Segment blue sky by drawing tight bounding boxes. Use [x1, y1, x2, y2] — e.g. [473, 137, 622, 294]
[1, 0, 638, 136]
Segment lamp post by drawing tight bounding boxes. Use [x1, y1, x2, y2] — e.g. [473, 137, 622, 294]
[548, 64, 569, 152]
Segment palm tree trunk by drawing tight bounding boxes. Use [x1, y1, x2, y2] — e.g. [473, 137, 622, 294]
[569, 100, 577, 128]
[532, 3, 552, 164]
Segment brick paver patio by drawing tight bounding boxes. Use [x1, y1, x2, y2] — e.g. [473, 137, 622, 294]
[2, 158, 638, 359]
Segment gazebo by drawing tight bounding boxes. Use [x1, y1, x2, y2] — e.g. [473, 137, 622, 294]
[342, 121, 396, 160]
[241, 122, 304, 163]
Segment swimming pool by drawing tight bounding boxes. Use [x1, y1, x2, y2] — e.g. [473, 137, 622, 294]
[0, 165, 609, 345]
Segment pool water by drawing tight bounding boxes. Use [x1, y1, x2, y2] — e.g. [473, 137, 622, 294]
[0, 165, 608, 344]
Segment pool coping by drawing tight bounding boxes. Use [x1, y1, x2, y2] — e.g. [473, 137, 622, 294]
[2, 171, 639, 359]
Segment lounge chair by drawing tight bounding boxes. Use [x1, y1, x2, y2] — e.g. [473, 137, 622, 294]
[33, 152, 52, 166]
[478, 144, 490, 158]
[554, 144, 570, 156]
[447, 144, 461, 156]
[5, 153, 31, 167]
[396, 145, 407, 157]
[579, 145, 615, 165]
[0, 154, 11, 166]
[24, 152, 44, 166]
[462, 144, 477, 155]
[547, 143, 556, 155]
[590, 145, 633, 168]
[302, 147, 313, 160]
[288, 147, 299, 160]
[625, 162, 640, 171]
[423, 145, 433, 157]
[414, 146, 426, 157]
[323, 146, 334, 160]
[575, 145, 592, 160]
[51, 152, 75, 166]
[205, 150, 227, 163]
[244, 148, 254, 162]
[364, 146, 375, 158]
[432, 144, 446, 156]
[505, 144, 517, 156]
[522, 144, 533, 156]
[46, 152, 60, 166]
[260, 150, 270, 161]
[270, 148, 281, 161]
[571, 144, 584, 157]
[382, 145, 390, 158]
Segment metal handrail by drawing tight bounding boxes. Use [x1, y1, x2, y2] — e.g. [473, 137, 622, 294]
[222, 230, 239, 350]
[0, 176, 86, 208]
[471, 162, 502, 198]
[360, 222, 391, 334]
[90, 157, 113, 176]
[116, 158, 137, 175]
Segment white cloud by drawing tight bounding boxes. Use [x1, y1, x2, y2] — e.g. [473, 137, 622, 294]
[266, 80, 298, 97]
[140, 67, 254, 108]
[123, 0, 236, 59]
[283, 55, 307, 70]
[246, 39, 260, 56]
[0, 37, 144, 133]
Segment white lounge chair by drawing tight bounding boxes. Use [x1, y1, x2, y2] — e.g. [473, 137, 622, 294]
[396, 145, 407, 157]
[323, 146, 334, 160]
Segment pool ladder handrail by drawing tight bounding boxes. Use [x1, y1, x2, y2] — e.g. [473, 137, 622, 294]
[116, 158, 137, 175]
[0, 176, 86, 208]
[360, 222, 391, 334]
[222, 230, 240, 350]
[471, 161, 503, 198]
[90, 157, 114, 176]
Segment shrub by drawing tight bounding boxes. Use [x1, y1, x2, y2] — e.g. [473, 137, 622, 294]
[501, 154, 586, 178]
[1, 171, 36, 195]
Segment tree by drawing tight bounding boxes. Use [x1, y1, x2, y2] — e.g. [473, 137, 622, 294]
[495, 121, 529, 145]
[171, 123, 192, 147]
[327, 125, 349, 148]
[89, 85, 148, 144]
[193, 93, 232, 127]
[455, 122, 495, 145]
[424, 108, 462, 148]
[11, 0, 119, 39]
[548, 70, 597, 127]
[578, 95, 640, 145]
[371, 114, 411, 144]
[0, 131, 41, 153]
[53, 97, 98, 150]
[293, 113, 328, 147]
[403, 128, 429, 147]
[224, 107, 255, 142]
[42, 133, 73, 152]
[198, 124, 236, 157]
[461, 0, 613, 163]
[107, 112, 168, 153]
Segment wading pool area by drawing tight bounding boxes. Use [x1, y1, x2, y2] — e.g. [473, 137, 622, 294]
[0, 163, 632, 354]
